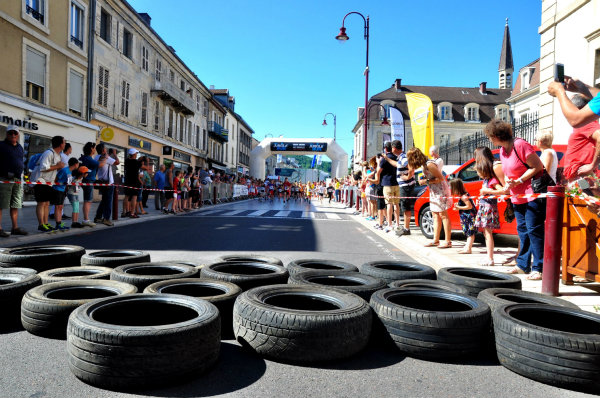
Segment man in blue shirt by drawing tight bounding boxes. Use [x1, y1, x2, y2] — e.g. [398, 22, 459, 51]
[154, 164, 166, 211]
[0, 125, 27, 237]
[52, 158, 79, 231]
[548, 76, 600, 127]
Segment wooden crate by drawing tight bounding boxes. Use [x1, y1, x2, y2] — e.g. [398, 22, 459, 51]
[562, 196, 600, 283]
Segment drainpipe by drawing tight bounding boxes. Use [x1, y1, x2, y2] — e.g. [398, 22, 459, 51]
[86, 0, 97, 122]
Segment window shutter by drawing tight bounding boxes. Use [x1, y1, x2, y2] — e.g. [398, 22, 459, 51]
[102, 68, 109, 107]
[26, 46, 45, 87]
[69, 70, 84, 113]
[141, 92, 148, 125]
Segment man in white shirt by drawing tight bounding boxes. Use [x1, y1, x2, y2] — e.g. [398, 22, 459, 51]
[50, 143, 72, 221]
[93, 143, 119, 226]
[32, 136, 65, 232]
[430, 145, 444, 171]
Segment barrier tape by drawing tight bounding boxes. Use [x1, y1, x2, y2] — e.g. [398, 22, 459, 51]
[0, 179, 200, 193]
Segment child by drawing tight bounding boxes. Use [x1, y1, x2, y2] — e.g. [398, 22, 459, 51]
[68, 166, 89, 228]
[52, 158, 80, 231]
[474, 156, 503, 266]
[450, 178, 477, 254]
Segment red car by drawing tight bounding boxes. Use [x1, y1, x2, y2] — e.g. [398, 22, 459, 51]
[414, 145, 567, 238]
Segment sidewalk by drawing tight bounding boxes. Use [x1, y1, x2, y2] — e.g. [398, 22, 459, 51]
[346, 206, 600, 314]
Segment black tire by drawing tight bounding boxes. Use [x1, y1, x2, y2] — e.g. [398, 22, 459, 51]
[370, 288, 491, 360]
[418, 205, 434, 239]
[389, 279, 470, 295]
[234, 284, 372, 362]
[218, 254, 283, 266]
[0, 245, 85, 271]
[493, 303, 600, 394]
[67, 294, 220, 390]
[0, 268, 41, 327]
[21, 280, 137, 338]
[38, 266, 112, 284]
[437, 267, 522, 297]
[288, 271, 387, 301]
[359, 261, 436, 284]
[201, 261, 288, 291]
[478, 288, 579, 313]
[110, 263, 199, 291]
[80, 250, 150, 268]
[144, 279, 241, 338]
[286, 259, 358, 276]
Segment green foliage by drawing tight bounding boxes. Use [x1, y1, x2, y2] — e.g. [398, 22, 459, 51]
[285, 155, 331, 173]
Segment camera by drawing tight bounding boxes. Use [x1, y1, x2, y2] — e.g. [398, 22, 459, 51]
[554, 63, 564, 84]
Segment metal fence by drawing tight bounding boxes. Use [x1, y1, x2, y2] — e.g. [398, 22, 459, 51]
[441, 113, 539, 165]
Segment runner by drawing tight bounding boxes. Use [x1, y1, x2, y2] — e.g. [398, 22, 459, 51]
[283, 178, 292, 203]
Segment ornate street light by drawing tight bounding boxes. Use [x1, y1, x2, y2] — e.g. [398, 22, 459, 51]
[368, 103, 390, 126]
[322, 112, 336, 141]
[336, 12, 369, 161]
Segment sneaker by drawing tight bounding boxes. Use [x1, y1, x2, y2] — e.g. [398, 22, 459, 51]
[0, 229, 9, 238]
[102, 219, 114, 226]
[374, 224, 383, 230]
[71, 222, 84, 228]
[396, 228, 411, 237]
[93, 217, 103, 224]
[10, 227, 28, 236]
[161, 208, 169, 214]
[82, 220, 96, 227]
[62, 215, 71, 220]
[55, 222, 70, 232]
[384, 226, 392, 233]
[38, 224, 52, 233]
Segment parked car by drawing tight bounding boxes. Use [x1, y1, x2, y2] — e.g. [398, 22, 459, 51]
[414, 145, 567, 238]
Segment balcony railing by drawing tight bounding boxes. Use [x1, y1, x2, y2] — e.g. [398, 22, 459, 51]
[208, 121, 228, 142]
[151, 73, 195, 116]
[26, 5, 44, 24]
[71, 35, 83, 48]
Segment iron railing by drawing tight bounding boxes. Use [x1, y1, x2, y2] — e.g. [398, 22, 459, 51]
[26, 5, 44, 24]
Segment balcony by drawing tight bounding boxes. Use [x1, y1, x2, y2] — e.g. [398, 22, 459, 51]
[208, 121, 228, 142]
[151, 73, 195, 116]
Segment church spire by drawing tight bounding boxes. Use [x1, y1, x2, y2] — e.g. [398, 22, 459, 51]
[498, 18, 514, 89]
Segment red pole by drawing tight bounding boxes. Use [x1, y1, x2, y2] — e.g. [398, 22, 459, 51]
[355, 186, 360, 211]
[541, 185, 565, 296]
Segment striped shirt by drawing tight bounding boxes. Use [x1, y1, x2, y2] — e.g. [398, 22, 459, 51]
[396, 152, 415, 187]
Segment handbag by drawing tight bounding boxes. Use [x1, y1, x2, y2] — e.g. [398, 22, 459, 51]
[503, 199, 515, 223]
[512, 139, 556, 194]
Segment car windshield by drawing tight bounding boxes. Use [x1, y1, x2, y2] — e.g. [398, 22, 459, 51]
[457, 161, 480, 182]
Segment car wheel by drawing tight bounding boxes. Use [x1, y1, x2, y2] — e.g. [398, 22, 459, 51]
[419, 206, 434, 239]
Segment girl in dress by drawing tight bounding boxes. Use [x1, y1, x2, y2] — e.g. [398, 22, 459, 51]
[450, 178, 477, 254]
[474, 156, 504, 266]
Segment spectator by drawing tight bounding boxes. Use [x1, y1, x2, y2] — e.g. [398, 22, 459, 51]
[536, 131, 558, 184]
[451, 178, 477, 254]
[190, 173, 200, 209]
[335, 178, 341, 202]
[52, 158, 79, 231]
[80, 142, 104, 227]
[409, 147, 452, 248]
[135, 156, 148, 215]
[67, 166, 87, 228]
[154, 164, 166, 210]
[141, 162, 152, 209]
[0, 125, 28, 237]
[548, 76, 600, 128]
[429, 145, 444, 171]
[93, 143, 118, 226]
[474, 152, 503, 266]
[382, 140, 415, 237]
[122, 148, 145, 218]
[485, 119, 545, 280]
[50, 142, 72, 221]
[378, 141, 401, 233]
[31, 135, 65, 233]
[163, 162, 175, 213]
[562, 94, 600, 181]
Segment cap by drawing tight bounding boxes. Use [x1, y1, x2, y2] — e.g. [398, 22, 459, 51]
[127, 148, 139, 156]
[6, 124, 19, 133]
[78, 166, 90, 173]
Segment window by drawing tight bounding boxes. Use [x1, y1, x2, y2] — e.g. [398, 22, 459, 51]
[70, 2, 84, 48]
[180, 80, 185, 91]
[506, 73, 512, 87]
[141, 45, 149, 72]
[187, 120, 192, 144]
[153, 101, 160, 131]
[203, 99, 208, 117]
[196, 95, 200, 112]
[99, 8, 111, 43]
[155, 58, 161, 81]
[167, 108, 173, 137]
[464, 103, 480, 122]
[122, 28, 132, 59]
[521, 71, 530, 90]
[457, 161, 480, 182]
[203, 129, 207, 150]
[438, 102, 453, 121]
[196, 126, 200, 148]
[178, 114, 184, 141]
[120, 80, 130, 117]
[496, 105, 510, 122]
[169, 70, 175, 82]
[140, 92, 148, 126]
[25, 46, 46, 104]
[97, 66, 109, 107]
[25, 0, 45, 24]
[68, 69, 84, 116]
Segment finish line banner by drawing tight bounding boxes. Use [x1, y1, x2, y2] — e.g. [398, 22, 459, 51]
[405, 93, 434, 154]
[270, 142, 327, 152]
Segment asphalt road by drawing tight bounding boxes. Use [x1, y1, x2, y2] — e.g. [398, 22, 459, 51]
[0, 199, 595, 398]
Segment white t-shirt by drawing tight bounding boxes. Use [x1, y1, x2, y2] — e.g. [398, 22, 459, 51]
[434, 157, 444, 171]
[95, 155, 116, 184]
[36, 149, 62, 183]
[542, 148, 558, 183]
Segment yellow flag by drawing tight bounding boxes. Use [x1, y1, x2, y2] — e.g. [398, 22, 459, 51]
[405, 93, 434, 154]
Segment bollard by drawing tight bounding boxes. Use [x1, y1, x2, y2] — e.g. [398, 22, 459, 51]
[542, 185, 565, 296]
[356, 187, 360, 211]
[213, 185, 217, 204]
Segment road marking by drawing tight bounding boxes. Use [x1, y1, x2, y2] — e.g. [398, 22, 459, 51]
[248, 210, 269, 216]
[274, 211, 291, 217]
[324, 212, 341, 220]
[221, 210, 247, 216]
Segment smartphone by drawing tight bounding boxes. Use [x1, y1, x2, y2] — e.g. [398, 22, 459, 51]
[554, 63, 564, 83]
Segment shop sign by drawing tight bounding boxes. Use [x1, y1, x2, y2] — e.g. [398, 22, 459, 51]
[100, 127, 114, 141]
[128, 137, 151, 151]
[173, 150, 191, 163]
[1, 115, 39, 130]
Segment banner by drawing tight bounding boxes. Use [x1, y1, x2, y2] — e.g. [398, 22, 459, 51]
[389, 107, 405, 150]
[405, 93, 434, 154]
[276, 154, 282, 164]
[233, 184, 248, 198]
[311, 155, 317, 168]
[316, 155, 322, 166]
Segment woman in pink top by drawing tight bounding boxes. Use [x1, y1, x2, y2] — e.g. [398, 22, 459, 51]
[484, 119, 545, 280]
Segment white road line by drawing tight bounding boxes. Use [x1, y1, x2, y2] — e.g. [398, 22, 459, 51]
[221, 210, 247, 216]
[248, 210, 269, 216]
[274, 211, 291, 217]
[324, 212, 341, 220]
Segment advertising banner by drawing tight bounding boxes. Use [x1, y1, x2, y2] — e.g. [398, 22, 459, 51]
[405, 93, 434, 155]
[389, 107, 405, 149]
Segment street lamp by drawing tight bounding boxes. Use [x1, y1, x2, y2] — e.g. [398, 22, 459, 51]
[368, 103, 390, 126]
[322, 113, 336, 141]
[336, 11, 369, 161]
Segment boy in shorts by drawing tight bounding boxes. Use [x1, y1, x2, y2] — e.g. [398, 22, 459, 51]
[68, 166, 87, 228]
[53, 158, 80, 231]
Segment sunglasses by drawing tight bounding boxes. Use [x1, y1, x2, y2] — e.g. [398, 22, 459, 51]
[7, 131, 18, 136]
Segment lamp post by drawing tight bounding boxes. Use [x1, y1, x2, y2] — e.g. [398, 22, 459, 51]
[368, 103, 390, 127]
[322, 113, 336, 141]
[336, 12, 369, 161]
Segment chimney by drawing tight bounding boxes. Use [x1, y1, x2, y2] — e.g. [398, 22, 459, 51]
[138, 13, 151, 26]
[394, 78, 402, 91]
[479, 82, 487, 95]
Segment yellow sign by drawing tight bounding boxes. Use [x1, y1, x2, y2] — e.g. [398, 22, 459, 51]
[139, 140, 144, 148]
[100, 127, 114, 142]
[405, 93, 434, 155]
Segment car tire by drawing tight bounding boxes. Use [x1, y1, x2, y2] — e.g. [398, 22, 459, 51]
[478, 288, 579, 313]
[0, 268, 41, 327]
[370, 288, 491, 360]
[38, 266, 112, 284]
[493, 303, 600, 394]
[218, 254, 283, 266]
[67, 294, 220, 390]
[288, 271, 387, 301]
[201, 261, 288, 291]
[80, 250, 150, 268]
[0, 245, 85, 271]
[418, 205, 434, 239]
[389, 279, 470, 295]
[359, 261, 436, 284]
[144, 278, 242, 338]
[286, 259, 358, 277]
[437, 267, 522, 297]
[234, 284, 372, 362]
[21, 280, 137, 338]
[110, 263, 198, 291]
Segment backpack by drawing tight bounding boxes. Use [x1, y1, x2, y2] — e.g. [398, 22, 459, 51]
[28, 152, 45, 172]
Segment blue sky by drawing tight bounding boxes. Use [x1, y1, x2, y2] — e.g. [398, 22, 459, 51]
[128, 0, 542, 159]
